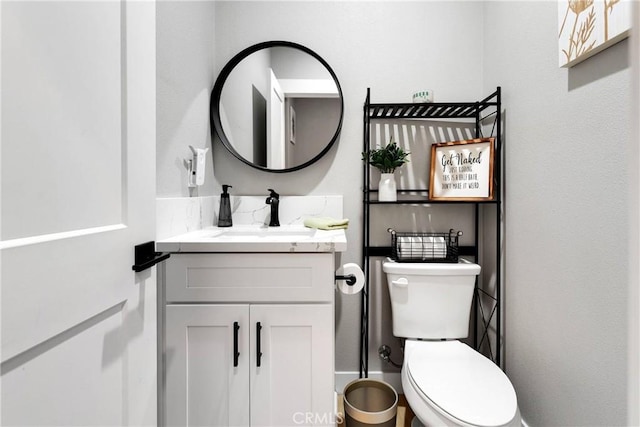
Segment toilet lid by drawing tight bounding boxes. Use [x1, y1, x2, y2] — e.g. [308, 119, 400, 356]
[407, 341, 517, 427]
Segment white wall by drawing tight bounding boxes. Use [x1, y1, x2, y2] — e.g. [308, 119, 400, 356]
[629, 4, 640, 425]
[219, 48, 271, 162]
[157, 0, 216, 197]
[156, 1, 634, 423]
[483, 1, 630, 425]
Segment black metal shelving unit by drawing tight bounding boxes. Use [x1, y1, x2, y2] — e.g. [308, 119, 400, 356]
[360, 87, 503, 378]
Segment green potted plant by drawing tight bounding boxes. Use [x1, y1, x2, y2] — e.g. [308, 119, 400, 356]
[362, 139, 410, 201]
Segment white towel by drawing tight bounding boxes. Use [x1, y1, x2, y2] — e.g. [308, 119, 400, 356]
[397, 237, 421, 257]
[397, 236, 447, 259]
[423, 237, 446, 258]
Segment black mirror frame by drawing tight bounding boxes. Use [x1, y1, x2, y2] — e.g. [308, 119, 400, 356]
[210, 41, 344, 173]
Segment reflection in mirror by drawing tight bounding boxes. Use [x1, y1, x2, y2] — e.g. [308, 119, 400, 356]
[211, 42, 343, 172]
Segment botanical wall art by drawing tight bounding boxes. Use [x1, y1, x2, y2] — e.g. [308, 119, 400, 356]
[558, 0, 631, 67]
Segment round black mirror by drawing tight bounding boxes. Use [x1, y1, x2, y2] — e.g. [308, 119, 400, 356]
[210, 41, 343, 173]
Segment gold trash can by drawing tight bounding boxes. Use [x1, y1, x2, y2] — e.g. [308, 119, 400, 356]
[343, 379, 398, 427]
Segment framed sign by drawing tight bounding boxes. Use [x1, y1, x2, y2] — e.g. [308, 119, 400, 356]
[429, 137, 495, 201]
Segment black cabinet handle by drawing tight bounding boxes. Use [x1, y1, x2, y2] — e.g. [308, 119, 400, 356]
[256, 322, 262, 367]
[233, 322, 240, 367]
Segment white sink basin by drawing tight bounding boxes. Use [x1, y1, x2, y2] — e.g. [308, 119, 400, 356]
[156, 225, 347, 253]
[207, 226, 317, 240]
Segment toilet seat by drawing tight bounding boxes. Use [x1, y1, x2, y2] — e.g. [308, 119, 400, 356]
[407, 340, 518, 427]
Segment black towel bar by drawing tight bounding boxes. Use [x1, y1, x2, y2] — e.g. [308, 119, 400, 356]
[132, 241, 170, 272]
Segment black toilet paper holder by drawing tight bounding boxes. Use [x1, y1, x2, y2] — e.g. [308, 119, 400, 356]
[335, 274, 356, 286]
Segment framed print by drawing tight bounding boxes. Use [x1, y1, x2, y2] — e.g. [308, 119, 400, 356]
[558, 0, 631, 68]
[429, 137, 495, 201]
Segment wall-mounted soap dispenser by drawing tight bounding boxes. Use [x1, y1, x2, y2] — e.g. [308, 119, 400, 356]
[218, 185, 233, 227]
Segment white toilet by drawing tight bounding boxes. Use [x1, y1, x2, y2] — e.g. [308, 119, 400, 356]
[383, 258, 521, 427]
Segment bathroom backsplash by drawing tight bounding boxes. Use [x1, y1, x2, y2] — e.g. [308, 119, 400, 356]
[156, 196, 216, 240]
[157, 195, 343, 240]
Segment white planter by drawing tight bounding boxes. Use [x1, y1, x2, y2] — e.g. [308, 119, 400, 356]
[378, 173, 397, 202]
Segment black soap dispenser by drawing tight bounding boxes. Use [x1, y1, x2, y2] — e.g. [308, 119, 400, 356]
[218, 185, 233, 227]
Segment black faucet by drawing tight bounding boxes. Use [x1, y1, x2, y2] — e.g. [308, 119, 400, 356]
[265, 189, 280, 227]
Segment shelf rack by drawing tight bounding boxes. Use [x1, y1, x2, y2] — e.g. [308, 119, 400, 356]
[360, 87, 502, 378]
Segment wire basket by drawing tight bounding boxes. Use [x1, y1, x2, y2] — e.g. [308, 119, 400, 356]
[388, 228, 461, 263]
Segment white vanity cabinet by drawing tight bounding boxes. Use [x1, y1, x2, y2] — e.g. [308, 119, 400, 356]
[162, 252, 336, 427]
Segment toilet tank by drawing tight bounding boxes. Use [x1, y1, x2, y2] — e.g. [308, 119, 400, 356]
[382, 258, 481, 340]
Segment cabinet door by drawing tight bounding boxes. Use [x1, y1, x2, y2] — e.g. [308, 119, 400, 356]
[165, 305, 250, 427]
[250, 304, 334, 427]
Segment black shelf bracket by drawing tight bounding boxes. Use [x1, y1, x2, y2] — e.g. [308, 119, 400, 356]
[132, 241, 170, 273]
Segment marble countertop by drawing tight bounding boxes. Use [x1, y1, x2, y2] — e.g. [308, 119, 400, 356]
[156, 225, 347, 253]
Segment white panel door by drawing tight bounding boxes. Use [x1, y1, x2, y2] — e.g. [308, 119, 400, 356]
[250, 304, 334, 427]
[1, 1, 157, 425]
[165, 305, 250, 427]
[267, 69, 285, 169]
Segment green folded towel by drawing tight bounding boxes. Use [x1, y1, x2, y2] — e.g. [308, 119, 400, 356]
[303, 217, 349, 230]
